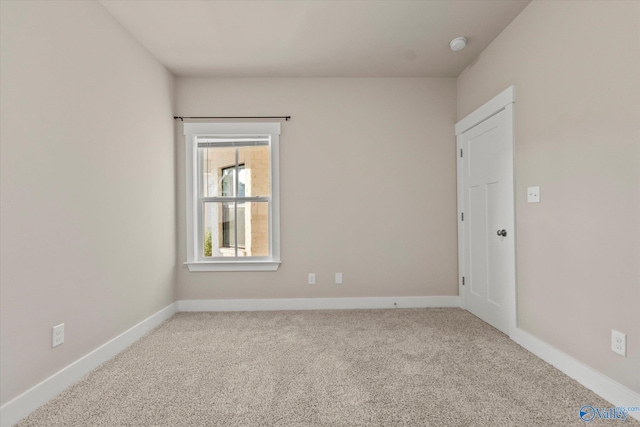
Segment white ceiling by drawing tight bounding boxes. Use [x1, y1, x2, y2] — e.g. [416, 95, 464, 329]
[99, 0, 530, 78]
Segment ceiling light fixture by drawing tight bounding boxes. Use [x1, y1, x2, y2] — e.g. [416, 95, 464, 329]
[450, 37, 467, 52]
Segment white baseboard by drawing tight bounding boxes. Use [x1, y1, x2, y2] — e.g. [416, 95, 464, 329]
[177, 295, 460, 312]
[511, 328, 640, 422]
[0, 302, 178, 427]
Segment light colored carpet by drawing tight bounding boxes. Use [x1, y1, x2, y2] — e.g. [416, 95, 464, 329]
[16, 308, 636, 426]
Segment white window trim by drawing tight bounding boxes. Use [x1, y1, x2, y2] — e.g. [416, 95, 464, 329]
[184, 122, 281, 272]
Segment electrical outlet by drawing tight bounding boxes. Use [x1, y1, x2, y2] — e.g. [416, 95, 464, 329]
[335, 273, 343, 284]
[52, 324, 64, 348]
[527, 186, 540, 203]
[611, 330, 626, 356]
[308, 273, 316, 285]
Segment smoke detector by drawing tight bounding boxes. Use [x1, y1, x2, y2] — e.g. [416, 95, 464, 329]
[450, 37, 467, 51]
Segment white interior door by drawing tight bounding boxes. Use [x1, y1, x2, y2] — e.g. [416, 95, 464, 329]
[456, 89, 515, 335]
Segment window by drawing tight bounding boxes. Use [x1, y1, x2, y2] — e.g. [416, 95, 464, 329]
[184, 123, 281, 271]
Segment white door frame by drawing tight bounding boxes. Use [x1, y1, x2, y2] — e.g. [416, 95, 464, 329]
[455, 85, 517, 335]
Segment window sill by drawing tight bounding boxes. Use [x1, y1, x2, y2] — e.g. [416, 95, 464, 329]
[184, 261, 281, 272]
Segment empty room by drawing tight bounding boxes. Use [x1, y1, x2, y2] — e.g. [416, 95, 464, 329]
[1, 0, 638, 425]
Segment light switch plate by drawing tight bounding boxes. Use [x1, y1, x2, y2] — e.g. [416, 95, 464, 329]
[527, 186, 540, 203]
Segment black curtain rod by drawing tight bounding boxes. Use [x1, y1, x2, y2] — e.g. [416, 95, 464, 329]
[174, 116, 290, 121]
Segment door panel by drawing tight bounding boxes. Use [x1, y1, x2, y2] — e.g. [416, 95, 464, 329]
[468, 185, 487, 299]
[486, 181, 504, 307]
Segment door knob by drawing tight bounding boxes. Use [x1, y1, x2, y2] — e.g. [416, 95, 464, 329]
[497, 229, 507, 237]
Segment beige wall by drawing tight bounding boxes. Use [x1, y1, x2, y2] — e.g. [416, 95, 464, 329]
[176, 78, 458, 300]
[457, 1, 640, 392]
[0, 1, 176, 404]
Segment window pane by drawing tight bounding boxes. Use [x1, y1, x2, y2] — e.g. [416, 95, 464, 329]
[237, 202, 246, 249]
[220, 166, 234, 197]
[222, 201, 235, 249]
[201, 146, 236, 197]
[237, 202, 269, 257]
[203, 202, 236, 257]
[237, 165, 246, 197]
[238, 146, 270, 197]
